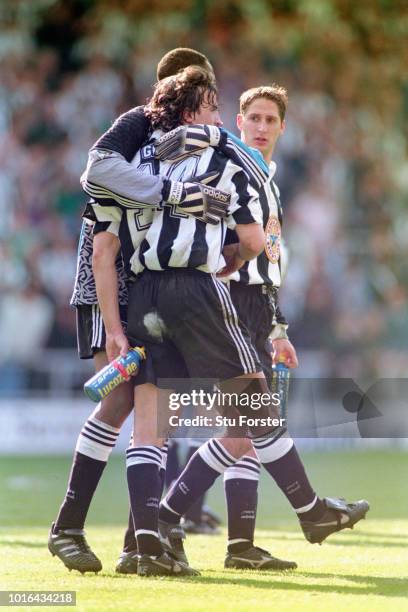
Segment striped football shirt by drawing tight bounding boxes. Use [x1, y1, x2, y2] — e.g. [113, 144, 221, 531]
[128, 131, 263, 275]
[227, 162, 283, 287]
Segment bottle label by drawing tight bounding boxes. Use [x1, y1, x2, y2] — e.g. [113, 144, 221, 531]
[84, 347, 145, 402]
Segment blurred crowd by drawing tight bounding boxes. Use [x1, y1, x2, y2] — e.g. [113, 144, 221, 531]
[1, 13, 407, 394]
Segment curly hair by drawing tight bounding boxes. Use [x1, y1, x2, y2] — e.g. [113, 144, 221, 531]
[145, 65, 217, 132]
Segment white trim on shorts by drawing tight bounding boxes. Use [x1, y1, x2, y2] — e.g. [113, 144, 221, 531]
[210, 276, 257, 374]
[91, 304, 104, 348]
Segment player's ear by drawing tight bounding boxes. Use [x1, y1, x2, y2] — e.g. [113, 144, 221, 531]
[183, 109, 195, 124]
[280, 119, 286, 135]
[236, 113, 243, 131]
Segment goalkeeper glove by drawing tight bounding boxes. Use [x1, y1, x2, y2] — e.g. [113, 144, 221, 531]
[155, 125, 226, 161]
[155, 125, 269, 190]
[162, 171, 230, 225]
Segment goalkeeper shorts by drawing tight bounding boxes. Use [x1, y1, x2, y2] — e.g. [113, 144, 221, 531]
[76, 303, 128, 359]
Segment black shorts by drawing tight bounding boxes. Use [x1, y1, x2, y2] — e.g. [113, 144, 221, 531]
[76, 304, 128, 359]
[229, 282, 275, 381]
[126, 269, 261, 385]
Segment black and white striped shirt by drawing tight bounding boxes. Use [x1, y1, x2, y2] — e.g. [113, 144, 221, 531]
[80, 106, 269, 212]
[74, 106, 267, 304]
[128, 131, 262, 275]
[227, 162, 283, 287]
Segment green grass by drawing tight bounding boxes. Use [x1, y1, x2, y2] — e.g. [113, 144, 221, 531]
[1, 451, 407, 611]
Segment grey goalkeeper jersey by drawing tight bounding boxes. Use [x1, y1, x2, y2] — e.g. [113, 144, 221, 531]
[71, 106, 158, 306]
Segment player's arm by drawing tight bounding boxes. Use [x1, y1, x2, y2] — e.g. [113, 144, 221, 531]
[218, 166, 264, 277]
[81, 106, 162, 208]
[234, 223, 264, 260]
[269, 294, 298, 368]
[92, 217, 128, 361]
[81, 107, 228, 222]
[226, 164, 264, 260]
[155, 124, 269, 189]
[218, 223, 263, 278]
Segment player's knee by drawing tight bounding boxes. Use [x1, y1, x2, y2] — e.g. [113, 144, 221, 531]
[219, 437, 251, 459]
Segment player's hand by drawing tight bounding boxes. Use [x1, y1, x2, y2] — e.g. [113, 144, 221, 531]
[106, 331, 129, 363]
[162, 171, 230, 225]
[155, 125, 225, 161]
[217, 243, 245, 277]
[271, 338, 299, 369]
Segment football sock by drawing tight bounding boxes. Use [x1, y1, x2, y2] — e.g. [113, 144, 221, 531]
[126, 446, 163, 557]
[160, 441, 169, 476]
[164, 440, 180, 490]
[123, 509, 136, 553]
[224, 456, 260, 552]
[160, 439, 236, 524]
[252, 435, 325, 521]
[185, 494, 205, 524]
[159, 440, 168, 494]
[122, 441, 168, 553]
[55, 414, 119, 531]
[184, 443, 206, 524]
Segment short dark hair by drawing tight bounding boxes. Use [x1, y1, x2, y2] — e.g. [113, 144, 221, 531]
[239, 85, 288, 121]
[146, 65, 217, 132]
[157, 48, 214, 81]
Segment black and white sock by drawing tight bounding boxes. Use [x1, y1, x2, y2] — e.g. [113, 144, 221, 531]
[164, 440, 180, 490]
[159, 439, 236, 525]
[160, 440, 169, 491]
[122, 441, 168, 553]
[224, 456, 260, 553]
[55, 410, 119, 531]
[252, 435, 325, 521]
[184, 440, 206, 524]
[126, 445, 163, 557]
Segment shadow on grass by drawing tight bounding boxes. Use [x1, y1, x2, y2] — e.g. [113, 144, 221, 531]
[109, 570, 408, 597]
[189, 571, 408, 597]
[320, 537, 408, 548]
[263, 532, 408, 548]
[0, 539, 45, 548]
[339, 531, 408, 540]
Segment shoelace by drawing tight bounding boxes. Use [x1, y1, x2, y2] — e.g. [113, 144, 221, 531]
[253, 546, 271, 556]
[70, 534, 92, 555]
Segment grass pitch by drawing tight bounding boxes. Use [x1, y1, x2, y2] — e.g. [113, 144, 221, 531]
[1, 451, 407, 611]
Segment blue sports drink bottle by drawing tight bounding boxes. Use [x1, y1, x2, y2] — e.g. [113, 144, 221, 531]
[84, 347, 146, 402]
[271, 357, 290, 422]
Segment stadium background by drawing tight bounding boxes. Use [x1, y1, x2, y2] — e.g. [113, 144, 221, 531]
[1, 2, 407, 609]
[0, 0, 408, 612]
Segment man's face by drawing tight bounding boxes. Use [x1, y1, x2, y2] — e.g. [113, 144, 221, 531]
[184, 91, 223, 127]
[237, 97, 285, 161]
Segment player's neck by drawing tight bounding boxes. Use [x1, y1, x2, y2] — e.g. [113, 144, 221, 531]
[263, 151, 273, 165]
[262, 143, 276, 165]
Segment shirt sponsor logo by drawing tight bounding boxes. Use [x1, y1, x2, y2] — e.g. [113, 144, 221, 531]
[265, 214, 281, 263]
